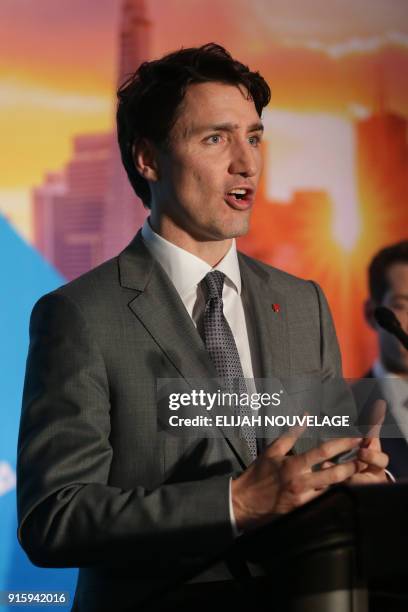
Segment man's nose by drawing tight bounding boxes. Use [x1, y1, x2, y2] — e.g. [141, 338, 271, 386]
[228, 141, 258, 177]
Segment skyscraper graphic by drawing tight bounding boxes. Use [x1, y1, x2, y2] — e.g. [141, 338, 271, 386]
[33, 171, 66, 265]
[103, 0, 150, 260]
[34, 134, 114, 280]
[33, 0, 151, 279]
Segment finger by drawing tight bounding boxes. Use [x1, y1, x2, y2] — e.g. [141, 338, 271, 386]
[362, 399, 386, 450]
[267, 414, 309, 457]
[286, 460, 358, 496]
[295, 437, 362, 472]
[348, 471, 388, 485]
[367, 399, 386, 431]
[355, 459, 368, 472]
[314, 465, 332, 491]
[358, 448, 389, 470]
[304, 460, 358, 489]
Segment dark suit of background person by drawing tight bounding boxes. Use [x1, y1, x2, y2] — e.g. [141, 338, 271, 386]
[16, 220, 343, 611]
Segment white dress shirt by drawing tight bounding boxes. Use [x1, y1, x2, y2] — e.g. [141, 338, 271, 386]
[141, 218, 254, 534]
[141, 219, 255, 379]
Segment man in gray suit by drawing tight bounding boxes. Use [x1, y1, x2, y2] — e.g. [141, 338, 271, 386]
[17, 44, 389, 611]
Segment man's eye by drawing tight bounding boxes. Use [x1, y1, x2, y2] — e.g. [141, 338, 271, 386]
[205, 134, 222, 144]
[391, 302, 407, 312]
[248, 135, 261, 146]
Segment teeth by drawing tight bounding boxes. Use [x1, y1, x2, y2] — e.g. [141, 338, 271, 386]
[228, 189, 247, 195]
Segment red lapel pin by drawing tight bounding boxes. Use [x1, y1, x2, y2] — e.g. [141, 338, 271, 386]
[272, 303, 280, 313]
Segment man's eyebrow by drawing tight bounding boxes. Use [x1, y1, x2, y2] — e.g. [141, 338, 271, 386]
[190, 121, 264, 135]
[390, 294, 408, 301]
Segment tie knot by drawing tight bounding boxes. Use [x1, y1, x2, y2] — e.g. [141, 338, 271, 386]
[203, 270, 225, 300]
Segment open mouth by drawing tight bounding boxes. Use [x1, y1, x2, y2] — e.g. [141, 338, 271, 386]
[227, 188, 248, 201]
[224, 188, 253, 209]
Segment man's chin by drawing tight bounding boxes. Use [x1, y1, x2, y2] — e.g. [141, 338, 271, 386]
[221, 216, 251, 239]
[193, 213, 251, 242]
[217, 228, 250, 241]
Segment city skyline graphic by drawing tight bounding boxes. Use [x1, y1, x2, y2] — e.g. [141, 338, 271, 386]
[1, 0, 408, 376]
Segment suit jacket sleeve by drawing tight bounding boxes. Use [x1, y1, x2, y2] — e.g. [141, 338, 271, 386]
[17, 292, 233, 568]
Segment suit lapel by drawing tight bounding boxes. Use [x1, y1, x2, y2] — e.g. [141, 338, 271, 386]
[239, 254, 297, 451]
[119, 233, 253, 467]
[239, 254, 290, 380]
[240, 254, 319, 456]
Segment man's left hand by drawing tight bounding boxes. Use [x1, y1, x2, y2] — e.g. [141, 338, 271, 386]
[322, 399, 390, 484]
[348, 399, 389, 484]
[347, 435, 389, 484]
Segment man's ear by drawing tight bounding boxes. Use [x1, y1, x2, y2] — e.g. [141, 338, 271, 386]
[133, 138, 160, 182]
[364, 298, 378, 330]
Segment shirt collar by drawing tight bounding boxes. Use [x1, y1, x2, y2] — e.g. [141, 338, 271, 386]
[373, 360, 398, 379]
[373, 360, 408, 382]
[141, 218, 241, 299]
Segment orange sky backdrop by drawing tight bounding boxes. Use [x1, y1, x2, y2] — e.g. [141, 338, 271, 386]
[2, 0, 408, 191]
[1, 0, 408, 375]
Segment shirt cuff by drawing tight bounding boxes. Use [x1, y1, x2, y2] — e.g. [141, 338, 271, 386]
[384, 468, 396, 483]
[229, 477, 242, 537]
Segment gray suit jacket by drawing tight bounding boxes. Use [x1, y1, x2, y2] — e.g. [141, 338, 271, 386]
[17, 231, 342, 610]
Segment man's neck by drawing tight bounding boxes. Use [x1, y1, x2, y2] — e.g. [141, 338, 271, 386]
[149, 216, 233, 267]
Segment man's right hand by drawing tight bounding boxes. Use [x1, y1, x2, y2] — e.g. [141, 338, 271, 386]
[231, 429, 362, 532]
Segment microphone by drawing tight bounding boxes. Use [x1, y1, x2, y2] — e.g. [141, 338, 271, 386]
[374, 306, 408, 351]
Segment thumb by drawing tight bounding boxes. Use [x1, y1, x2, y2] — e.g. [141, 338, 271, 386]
[362, 399, 386, 450]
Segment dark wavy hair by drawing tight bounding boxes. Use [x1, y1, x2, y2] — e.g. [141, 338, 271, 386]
[116, 43, 271, 208]
[369, 240, 408, 303]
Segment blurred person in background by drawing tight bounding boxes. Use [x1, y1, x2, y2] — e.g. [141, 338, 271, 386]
[361, 240, 408, 478]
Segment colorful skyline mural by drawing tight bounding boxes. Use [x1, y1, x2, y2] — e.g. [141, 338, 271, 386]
[1, 0, 408, 378]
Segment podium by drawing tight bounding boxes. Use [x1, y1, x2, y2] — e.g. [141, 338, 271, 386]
[164, 483, 408, 612]
[231, 483, 408, 610]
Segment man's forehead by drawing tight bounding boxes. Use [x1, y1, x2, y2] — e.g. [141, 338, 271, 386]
[176, 81, 259, 127]
[385, 262, 408, 295]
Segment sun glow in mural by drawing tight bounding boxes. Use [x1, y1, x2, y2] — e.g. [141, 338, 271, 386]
[263, 109, 362, 251]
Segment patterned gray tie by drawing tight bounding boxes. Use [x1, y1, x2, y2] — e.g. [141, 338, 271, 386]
[202, 270, 257, 459]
